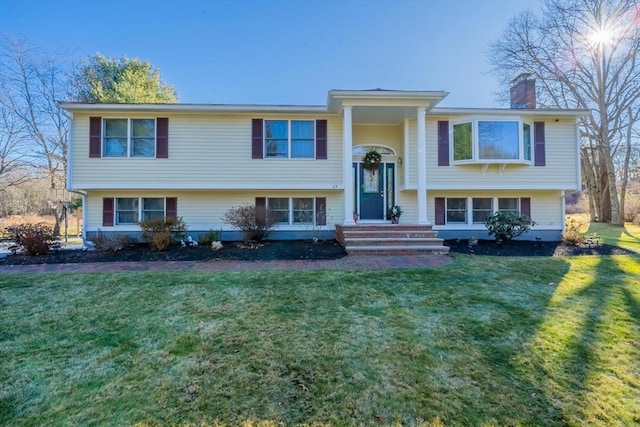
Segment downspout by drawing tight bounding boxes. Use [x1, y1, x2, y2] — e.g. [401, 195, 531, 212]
[561, 190, 566, 235]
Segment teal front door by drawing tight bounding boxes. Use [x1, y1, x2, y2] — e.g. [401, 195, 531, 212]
[359, 163, 384, 219]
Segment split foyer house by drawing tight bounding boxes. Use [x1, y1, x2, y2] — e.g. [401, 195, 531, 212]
[61, 76, 587, 254]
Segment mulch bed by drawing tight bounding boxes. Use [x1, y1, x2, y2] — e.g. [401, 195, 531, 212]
[443, 239, 637, 257]
[0, 239, 636, 266]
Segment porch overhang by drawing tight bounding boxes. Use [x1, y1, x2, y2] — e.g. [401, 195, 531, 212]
[327, 89, 448, 124]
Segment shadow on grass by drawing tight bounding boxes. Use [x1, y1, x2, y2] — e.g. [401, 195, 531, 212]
[527, 256, 640, 425]
[621, 226, 640, 243]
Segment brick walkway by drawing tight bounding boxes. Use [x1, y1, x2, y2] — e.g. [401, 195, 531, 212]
[0, 255, 452, 275]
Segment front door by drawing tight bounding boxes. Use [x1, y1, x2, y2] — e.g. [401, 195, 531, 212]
[359, 163, 384, 219]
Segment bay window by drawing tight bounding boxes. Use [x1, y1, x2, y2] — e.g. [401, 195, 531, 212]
[451, 119, 532, 163]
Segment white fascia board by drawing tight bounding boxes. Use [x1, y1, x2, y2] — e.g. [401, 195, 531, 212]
[328, 90, 449, 112]
[431, 107, 590, 117]
[59, 102, 329, 115]
[71, 183, 345, 190]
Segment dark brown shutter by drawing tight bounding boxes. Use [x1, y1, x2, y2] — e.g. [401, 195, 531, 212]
[252, 119, 264, 159]
[255, 196, 267, 227]
[156, 118, 169, 158]
[534, 122, 545, 166]
[437, 121, 449, 166]
[102, 198, 114, 226]
[435, 197, 446, 225]
[166, 197, 177, 218]
[90, 117, 102, 158]
[520, 197, 531, 217]
[315, 120, 327, 160]
[315, 197, 326, 226]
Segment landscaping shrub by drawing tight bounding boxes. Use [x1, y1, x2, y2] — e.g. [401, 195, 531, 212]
[197, 229, 222, 246]
[91, 234, 138, 252]
[562, 217, 586, 245]
[140, 216, 187, 251]
[222, 205, 276, 242]
[484, 211, 535, 242]
[5, 222, 58, 256]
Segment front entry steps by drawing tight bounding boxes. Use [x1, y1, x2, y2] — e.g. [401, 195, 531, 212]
[335, 224, 450, 255]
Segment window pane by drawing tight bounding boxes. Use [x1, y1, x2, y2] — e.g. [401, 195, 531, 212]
[132, 138, 155, 157]
[291, 121, 313, 139]
[292, 140, 314, 158]
[446, 198, 467, 223]
[265, 121, 289, 158]
[265, 120, 287, 139]
[453, 122, 472, 161]
[499, 198, 519, 213]
[472, 198, 493, 223]
[291, 121, 314, 158]
[478, 121, 519, 160]
[293, 198, 313, 224]
[104, 119, 128, 157]
[143, 198, 164, 210]
[268, 197, 289, 223]
[117, 198, 137, 210]
[132, 119, 155, 137]
[105, 119, 127, 137]
[266, 139, 288, 157]
[523, 123, 531, 161]
[116, 198, 138, 224]
[104, 138, 127, 157]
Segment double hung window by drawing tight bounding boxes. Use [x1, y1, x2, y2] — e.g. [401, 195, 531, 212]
[265, 120, 314, 158]
[446, 198, 467, 224]
[115, 197, 166, 224]
[104, 118, 155, 158]
[267, 197, 316, 225]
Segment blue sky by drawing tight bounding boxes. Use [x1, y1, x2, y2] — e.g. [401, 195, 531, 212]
[1, 0, 543, 107]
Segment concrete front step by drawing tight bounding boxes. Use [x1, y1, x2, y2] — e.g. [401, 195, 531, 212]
[342, 231, 440, 239]
[335, 223, 450, 256]
[345, 245, 451, 255]
[345, 237, 445, 247]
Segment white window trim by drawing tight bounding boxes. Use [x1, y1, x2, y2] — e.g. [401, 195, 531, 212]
[264, 119, 316, 159]
[450, 117, 533, 165]
[103, 118, 156, 158]
[115, 197, 167, 225]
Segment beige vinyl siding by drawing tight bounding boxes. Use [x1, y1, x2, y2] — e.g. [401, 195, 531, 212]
[86, 190, 343, 232]
[352, 124, 402, 151]
[424, 116, 580, 190]
[71, 113, 343, 190]
[428, 190, 564, 230]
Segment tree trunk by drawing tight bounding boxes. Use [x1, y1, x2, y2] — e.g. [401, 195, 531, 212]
[619, 107, 634, 225]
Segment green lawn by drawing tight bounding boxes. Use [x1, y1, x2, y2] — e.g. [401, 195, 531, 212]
[1, 253, 639, 426]
[568, 214, 640, 253]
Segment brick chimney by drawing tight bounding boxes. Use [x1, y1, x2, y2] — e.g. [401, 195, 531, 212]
[510, 73, 536, 109]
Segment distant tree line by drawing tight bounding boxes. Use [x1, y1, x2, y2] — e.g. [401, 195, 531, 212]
[0, 33, 177, 235]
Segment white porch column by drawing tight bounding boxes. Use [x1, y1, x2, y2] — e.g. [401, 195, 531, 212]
[343, 106, 354, 224]
[416, 107, 429, 224]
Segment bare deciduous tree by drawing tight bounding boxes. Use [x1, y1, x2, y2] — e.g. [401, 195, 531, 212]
[489, 0, 640, 225]
[0, 98, 31, 192]
[0, 34, 73, 235]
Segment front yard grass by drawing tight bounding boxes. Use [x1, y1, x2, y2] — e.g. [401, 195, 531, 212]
[1, 254, 639, 426]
